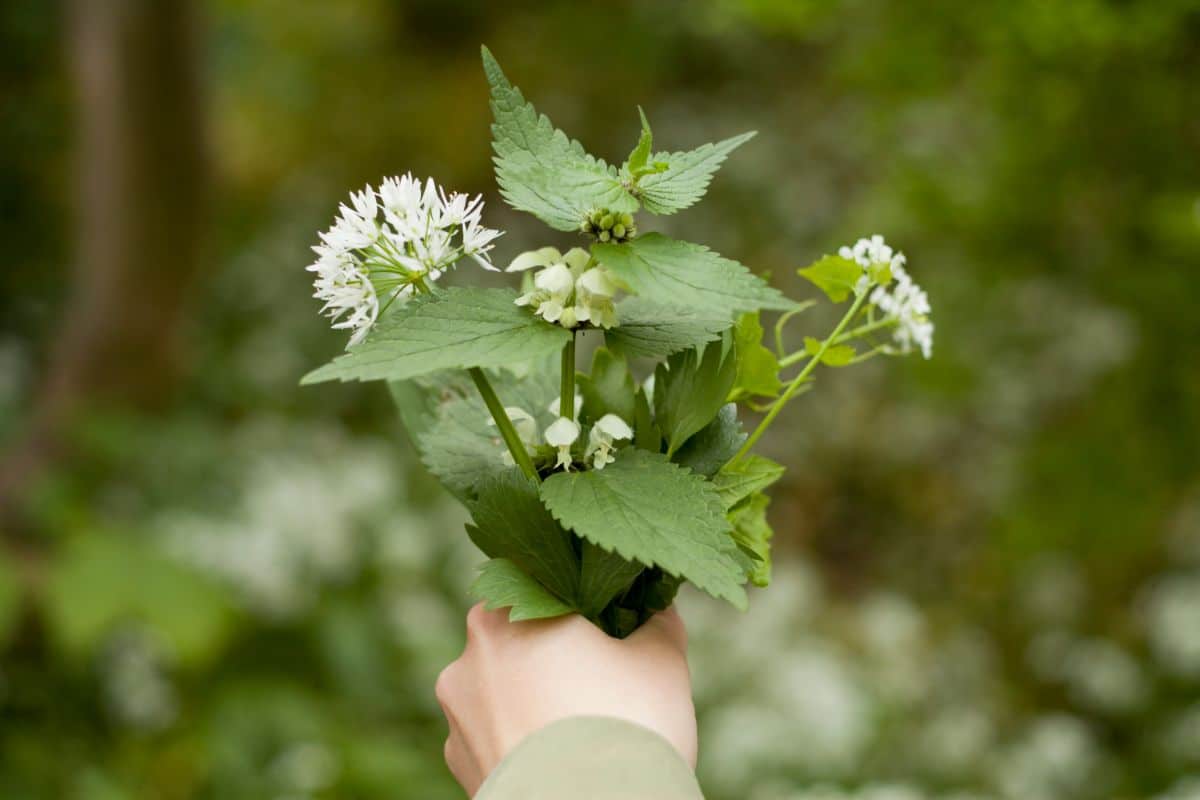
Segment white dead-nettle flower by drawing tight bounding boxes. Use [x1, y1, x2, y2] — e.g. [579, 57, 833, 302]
[585, 413, 633, 469]
[510, 247, 619, 329]
[839, 235, 934, 359]
[546, 394, 583, 420]
[488, 406, 539, 466]
[309, 174, 502, 346]
[543, 416, 581, 471]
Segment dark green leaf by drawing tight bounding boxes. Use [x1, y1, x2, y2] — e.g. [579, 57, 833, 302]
[673, 403, 746, 477]
[578, 541, 644, 619]
[470, 559, 574, 622]
[593, 234, 794, 318]
[540, 448, 749, 608]
[302, 288, 572, 385]
[605, 297, 730, 359]
[577, 347, 637, 424]
[468, 469, 580, 604]
[654, 335, 738, 456]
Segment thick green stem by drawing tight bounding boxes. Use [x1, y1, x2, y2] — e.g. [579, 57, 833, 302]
[731, 292, 870, 464]
[560, 333, 576, 419]
[469, 367, 540, 482]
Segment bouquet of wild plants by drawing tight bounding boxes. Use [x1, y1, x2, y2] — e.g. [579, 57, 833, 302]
[302, 48, 933, 637]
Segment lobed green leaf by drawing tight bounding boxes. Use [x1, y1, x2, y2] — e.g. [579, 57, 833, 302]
[636, 132, 756, 214]
[469, 559, 575, 622]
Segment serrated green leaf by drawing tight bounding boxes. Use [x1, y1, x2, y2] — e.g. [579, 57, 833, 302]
[468, 469, 580, 604]
[605, 297, 730, 359]
[470, 559, 575, 622]
[633, 387, 661, 452]
[594, 234, 793, 318]
[798, 254, 863, 303]
[302, 287, 572, 385]
[729, 492, 774, 587]
[636, 131, 756, 214]
[626, 107, 654, 175]
[729, 312, 783, 401]
[712, 454, 785, 510]
[402, 362, 558, 501]
[654, 335, 738, 456]
[673, 403, 745, 478]
[482, 46, 637, 231]
[804, 336, 857, 366]
[577, 347, 637, 424]
[540, 448, 748, 608]
[579, 541, 644, 619]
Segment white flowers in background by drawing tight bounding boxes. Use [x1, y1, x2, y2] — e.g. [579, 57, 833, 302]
[1144, 571, 1200, 678]
[510, 246, 619, 329]
[841, 234, 908, 295]
[544, 416, 580, 471]
[585, 413, 633, 469]
[101, 628, 178, 731]
[308, 174, 502, 345]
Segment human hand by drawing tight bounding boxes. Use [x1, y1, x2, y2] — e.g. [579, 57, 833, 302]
[435, 604, 696, 796]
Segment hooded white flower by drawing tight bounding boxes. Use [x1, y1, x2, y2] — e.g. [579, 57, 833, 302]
[575, 266, 619, 329]
[585, 413, 633, 469]
[309, 174, 503, 346]
[547, 394, 583, 420]
[543, 416, 581, 471]
[487, 406, 539, 466]
[510, 247, 619, 329]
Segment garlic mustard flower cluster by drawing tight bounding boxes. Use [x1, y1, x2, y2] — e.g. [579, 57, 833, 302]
[308, 174, 502, 345]
[508, 247, 619, 329]
[840, 235, 935, 359]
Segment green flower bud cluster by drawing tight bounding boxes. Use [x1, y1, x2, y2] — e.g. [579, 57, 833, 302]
[580, 209, 636, 243]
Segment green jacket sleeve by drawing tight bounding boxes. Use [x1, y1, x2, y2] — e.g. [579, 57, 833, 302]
[475, 716, 704, 800]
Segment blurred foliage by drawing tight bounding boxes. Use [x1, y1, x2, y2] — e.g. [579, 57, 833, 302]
[1, 0, 1198, 798]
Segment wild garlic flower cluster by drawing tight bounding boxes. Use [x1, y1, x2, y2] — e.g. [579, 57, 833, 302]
[308, 174, 503, 345]
[508, 247, 619, 329]
[488, 395, 632, 472]
[841, 235, 935, 359]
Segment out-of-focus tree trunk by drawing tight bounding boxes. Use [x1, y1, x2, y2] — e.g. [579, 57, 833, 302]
[0, 0, 207, 525]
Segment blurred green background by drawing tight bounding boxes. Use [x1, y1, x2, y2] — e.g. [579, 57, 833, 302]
[2, 1, 1199, 798]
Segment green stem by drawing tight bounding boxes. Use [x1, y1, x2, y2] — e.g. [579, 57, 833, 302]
[777, 315, 897, 368]
[560, 333, 576, 419]
[731, 292, 870, 464]
[469, 367, 540, 482]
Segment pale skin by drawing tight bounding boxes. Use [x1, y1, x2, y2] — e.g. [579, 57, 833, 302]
[436, 603, 697, 796]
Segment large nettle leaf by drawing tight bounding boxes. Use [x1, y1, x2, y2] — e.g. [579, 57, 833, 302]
[303, 287, 571, 385]
[470, 558, 574, 622]
[604, 297, 730, 360]
[593, 233, 794, 318]
[539, 448, 750, 609]
[483, 47, 637, 231]
[634, 132, 756, 215]
[654, 335, 739, 457]
[392, 359, 558, 501]
[468, 469, 581, 606]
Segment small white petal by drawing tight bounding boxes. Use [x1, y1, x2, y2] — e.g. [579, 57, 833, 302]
[508, 247, 563, 272]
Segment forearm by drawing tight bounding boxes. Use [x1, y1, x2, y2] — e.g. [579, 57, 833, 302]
[476, 716, 704, 800]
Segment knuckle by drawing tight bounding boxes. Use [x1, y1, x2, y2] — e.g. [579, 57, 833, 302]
[465, 602, 490, 637]
[434, 662, 457, 706]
